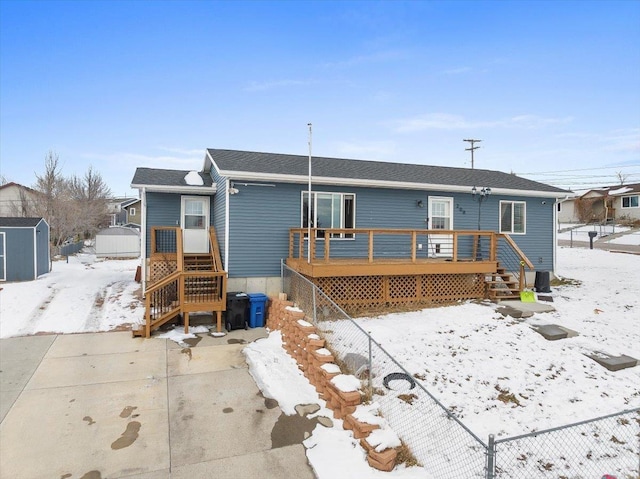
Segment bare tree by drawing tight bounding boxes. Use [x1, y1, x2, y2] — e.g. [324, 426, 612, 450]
[616, 171, 627, 185]
[31, 151, 78, 248]
[69, 166, 112, 237]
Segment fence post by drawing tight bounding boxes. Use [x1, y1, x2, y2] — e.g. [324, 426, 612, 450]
[486, 434, 495, 479]
[312, 286, 317, 323]
[280, 259, 284, 293]
[368, 335, 373, 395]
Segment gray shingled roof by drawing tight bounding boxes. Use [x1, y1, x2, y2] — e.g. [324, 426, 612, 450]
[207, 149, 567, 194]
[131, 168, 213, 188]
[0, 217, 43, 227]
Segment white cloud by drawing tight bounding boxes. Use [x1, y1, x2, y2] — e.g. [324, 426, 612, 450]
[391, 113, 574, 132]
[244, 79, 311, 92]
[82, 148, 202, 170]
[321, 50, 407, 69]
[330, 140, 396, 159]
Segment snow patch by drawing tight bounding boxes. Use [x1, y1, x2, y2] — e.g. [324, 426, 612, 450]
[184, 171, 204, 186]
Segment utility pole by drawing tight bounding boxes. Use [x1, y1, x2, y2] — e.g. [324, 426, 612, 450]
[463, 139, 482, 169]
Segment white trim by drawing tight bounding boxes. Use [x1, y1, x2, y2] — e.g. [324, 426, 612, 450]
[215, 169, 561, 198]
[141, 187, 147, 290]
[553, 200, 558, 274]
[131, 184, 216, 194]
[225, 179, 231, 273]
[0, 232, 6, 281]
[499, 200, 527, 235]
[427, 196, 454, 257]
[32, 226, 38, 279]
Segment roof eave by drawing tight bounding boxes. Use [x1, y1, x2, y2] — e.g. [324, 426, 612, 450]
[130, 183, 217, 194]
[219, 170, 564, 198]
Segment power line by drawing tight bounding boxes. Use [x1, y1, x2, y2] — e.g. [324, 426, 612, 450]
[463, 139, 481, 169]
[517, 164, 640, 175]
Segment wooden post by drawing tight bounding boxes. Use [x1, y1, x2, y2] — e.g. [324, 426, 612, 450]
[368, 231, 374, 263]
[472, 232, 478, 261]
[452, 231, 458, 262]
[519, 261, 525, 291]
[324, 233, 330, 262]
[411, 231, 417, 263]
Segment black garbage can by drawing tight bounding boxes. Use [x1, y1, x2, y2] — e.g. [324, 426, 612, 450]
[534, 271, 551, 293]
[225, 292, 249, 331]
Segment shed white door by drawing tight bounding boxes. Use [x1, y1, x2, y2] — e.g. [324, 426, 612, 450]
[181, 196, 210, 254]
[428, 197, 453, 257]
[0, 232, 5, 281]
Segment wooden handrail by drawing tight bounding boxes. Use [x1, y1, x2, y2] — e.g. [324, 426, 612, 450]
[145, 270, 181, 295]
[288, 228, 498, 264]
[498, 234, 534, 270]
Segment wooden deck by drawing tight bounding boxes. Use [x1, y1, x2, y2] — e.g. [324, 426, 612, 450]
[286, 256, 498, 277]
[286, 228, 533, 311]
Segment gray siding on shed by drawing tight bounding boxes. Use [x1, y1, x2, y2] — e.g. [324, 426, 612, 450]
[0, 220, 49, 281]
[225, 182, 557, 278]
[35, 219, 50, 277]
[0, 228, 34, 281]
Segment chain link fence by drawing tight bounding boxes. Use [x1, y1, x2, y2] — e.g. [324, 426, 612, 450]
[281, 262, 640, 478]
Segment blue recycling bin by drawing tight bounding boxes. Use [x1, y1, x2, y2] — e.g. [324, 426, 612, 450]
[247, 293, 268, 328]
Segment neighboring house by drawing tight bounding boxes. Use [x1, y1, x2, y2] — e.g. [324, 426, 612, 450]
[107, 197, 138, 226]
[132, 149, 568, 300]
[609, 183, 640, 222]
[0, 182, 39, 217]
[122, 198, 141, 227]
[0, 217, 50, 281]
[559, 183, 640, 224]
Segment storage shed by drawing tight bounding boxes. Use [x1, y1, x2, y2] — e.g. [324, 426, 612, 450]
[0, 217, 50, 281]
[95, 226, 141, 258]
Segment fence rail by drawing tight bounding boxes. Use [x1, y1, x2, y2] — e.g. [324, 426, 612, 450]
[281, 262, 640, 478]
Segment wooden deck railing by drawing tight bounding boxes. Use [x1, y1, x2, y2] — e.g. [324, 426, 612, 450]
[497, 233, 535, 291]
[289, 228, 499, 263]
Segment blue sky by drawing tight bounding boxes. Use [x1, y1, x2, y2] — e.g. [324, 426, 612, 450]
[1, 0, 639, 197]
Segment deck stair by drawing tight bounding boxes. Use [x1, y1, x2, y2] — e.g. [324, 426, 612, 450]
[486, 266, 521, 301]
[133, 226, 227, 338]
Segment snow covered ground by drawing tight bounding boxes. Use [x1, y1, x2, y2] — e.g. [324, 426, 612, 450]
[0, 247, 638, 477]
[0, 253, 144, 338]
[558, 223, 639, 245]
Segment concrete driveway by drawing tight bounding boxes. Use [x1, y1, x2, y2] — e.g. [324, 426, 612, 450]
[0, 329, 316, 479]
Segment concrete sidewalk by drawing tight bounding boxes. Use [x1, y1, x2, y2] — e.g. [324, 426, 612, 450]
[0, 329, 316, 479]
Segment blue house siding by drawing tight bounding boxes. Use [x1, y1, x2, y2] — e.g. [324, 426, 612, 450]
[145, 192, 217, 256]
[225, 182, 558, 277]
[210, 170, 227, 268]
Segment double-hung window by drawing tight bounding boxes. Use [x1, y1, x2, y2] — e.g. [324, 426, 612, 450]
[621, 195, 639, 208]
[302, 191, 355, 238]
[500, 201, 526, 234]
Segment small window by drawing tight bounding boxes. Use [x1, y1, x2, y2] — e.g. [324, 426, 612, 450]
[129, 207, 136, 216]
[302, 191, 355, 238]
[622, 195, 639, 208]
[500, 201, 526, 234]
[556, 202, 561, 212]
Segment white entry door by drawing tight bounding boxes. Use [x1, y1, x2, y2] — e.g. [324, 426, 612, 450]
[181, 196, 210, 254]
[428, 197, 454, 257]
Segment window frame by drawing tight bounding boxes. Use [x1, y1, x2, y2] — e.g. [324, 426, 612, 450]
[499, 200, 527, 235]
[129, 207, 136, 217]
[621, 195, 639, 209]
[301, 191, 356, 239]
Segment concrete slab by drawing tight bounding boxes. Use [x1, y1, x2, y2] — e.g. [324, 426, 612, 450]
[168, 368, 281, 467]
[500, 299, 556, 313]
[0, 334, 56, 421]
[171, 444, 315, 479]
[496, 305, 533, 319]
[0, 377, 170, 479]
[587, 353, 638, 371]
[112, 470, 170, 479]
[46, 331, 165, 358]
[26, 349, 166, 389]
[534, 324, 569, 341]
[164, 327, 268, 350]
[167, 343, 247, 377]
